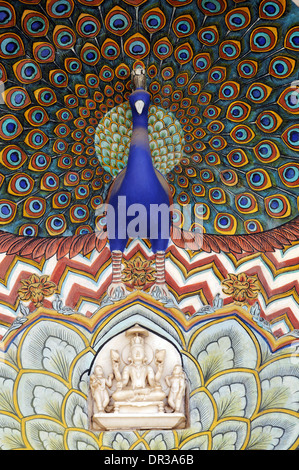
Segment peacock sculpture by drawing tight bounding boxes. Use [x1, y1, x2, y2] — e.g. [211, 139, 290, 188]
[0, 0, 298, 300]
[105, 67, 172, 299]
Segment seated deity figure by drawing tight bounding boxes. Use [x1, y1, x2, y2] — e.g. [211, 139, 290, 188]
[112, 325, 166, 404]
[90, 325, 187, 430]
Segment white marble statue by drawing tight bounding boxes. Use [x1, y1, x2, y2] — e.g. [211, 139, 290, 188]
[165, 365, 186, 412]
[90, 324, 187, 430]
[90, 365, 113, 413]
[111, 326, 166, 408]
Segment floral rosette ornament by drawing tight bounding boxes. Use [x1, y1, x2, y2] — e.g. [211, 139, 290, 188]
[222, 273, 260, 305]
[122, 256, 156, 289]
[18, 274, 57, 308]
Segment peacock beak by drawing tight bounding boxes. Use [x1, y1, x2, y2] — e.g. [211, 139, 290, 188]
[135, 100, 145, 115]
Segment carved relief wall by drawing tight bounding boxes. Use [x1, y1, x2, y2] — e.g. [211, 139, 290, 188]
[0, 294, 298, 450]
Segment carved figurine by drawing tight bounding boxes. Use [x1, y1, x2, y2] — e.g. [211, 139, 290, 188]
[111, 349, 122, 383]
[91, 325, 187, 430]
[112, 326, 166, 406]
[165, 365, 186, 413]
[154, 349, 166, 385]
[90, 365, 113, 413]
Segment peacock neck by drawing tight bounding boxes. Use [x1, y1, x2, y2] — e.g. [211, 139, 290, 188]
[125, 89, 156, 179]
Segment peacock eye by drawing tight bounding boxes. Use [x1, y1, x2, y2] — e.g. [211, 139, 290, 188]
[135, 100, 145, 115]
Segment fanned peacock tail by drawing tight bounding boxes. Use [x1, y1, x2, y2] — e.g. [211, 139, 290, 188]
[0, 0, 298, 243]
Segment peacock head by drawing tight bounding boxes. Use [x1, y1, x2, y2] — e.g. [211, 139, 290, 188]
[131, 67, 146, 91]
[130, 67, 150, 124]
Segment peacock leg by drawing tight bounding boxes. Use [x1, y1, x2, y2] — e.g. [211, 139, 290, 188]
[149, 251, 170, 300]
[107, 250, 129, 300]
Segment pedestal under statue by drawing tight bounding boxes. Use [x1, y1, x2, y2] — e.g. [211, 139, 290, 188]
[90, 325, 187, 431]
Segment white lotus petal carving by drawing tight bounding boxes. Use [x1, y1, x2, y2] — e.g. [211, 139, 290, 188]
[197, 336, 234, 380]
[212, 431, 238, 450]
[32, 386, 64, 421]
[42, 337, 76, 380]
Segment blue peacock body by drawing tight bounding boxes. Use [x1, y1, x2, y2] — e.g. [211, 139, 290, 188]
[0, 0, 298, 258]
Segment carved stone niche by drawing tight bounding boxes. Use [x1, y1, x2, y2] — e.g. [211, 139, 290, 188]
[89, 324, 187, 431]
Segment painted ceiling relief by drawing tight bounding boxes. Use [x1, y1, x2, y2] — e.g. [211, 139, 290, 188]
[0, 0, 298, 451]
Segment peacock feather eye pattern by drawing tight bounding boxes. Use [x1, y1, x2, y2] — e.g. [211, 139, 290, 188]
[0, 62, 7, 82]
[197, 0, 227, 16]
[0, 32, 25, 58]
[46, 0, 74, 18]
[33, 41, 56, 63]
[264, 194, 291, 218]
[3, 87, 31, 110]
[278, 87, 299, 114]
[0, 145, 27, 169]
[153, 36, 173, 61]
[52, 25, 76, 49]
[230, 125, 255, 144]
[174, 42, 193, 65]
[23, 196, 46, 218]
[269, 56, 296, 78]
[250, 26, 278, 52]
[198, 25, 219, 46]
[254, 141, 280, 163]
[64, 57, 82, 74]
[0, 200, 17, 225]
[172, 15, 195, 38]
[105, 5, 132, 36]
[226, 149, 249, 167]
[226, 101, 251, 122]
[101, 38, 120, 61]
[246, 83, 272, 104]
[246, 168, 273, 191]
[70, 204, 90, 223]
[218, 81, 240, 100]
[0, 2, 16, 29]
[34, 87, 57, 106]
[219, 40, 241, 60]
[76, 13, 101, 38]
[7, 173, 35, 196]
[13, 59, 42, 84]
[18, 223, 38, 236]
[235, 193, 258, 214]
[80, 42, 101, 66]
[52, 191, 71, 209]
[225, 7, 251, 30]
[0, 115, 23, 140]
[25, 106, 49, 126]
[45, 214, 67, 235]
[237, 60, 258, 79]
[259, 0, 286, 19]
[142, 8, 166, 35]
[278, 163, 299, 187]
[40, 172, 60, 191]
[220, 168, 238, 186]
[21, 10, 49, 37]
[244, 219, 263, 234]
[214, 213, 237, 235]
[28, 152, 51, 171]
[256, 110, 283, 133]
[208, 67, 226, 84]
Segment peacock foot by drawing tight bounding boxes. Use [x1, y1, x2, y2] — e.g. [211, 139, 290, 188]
[149, 283, 171, 301]
[107, 282, 130, 301]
